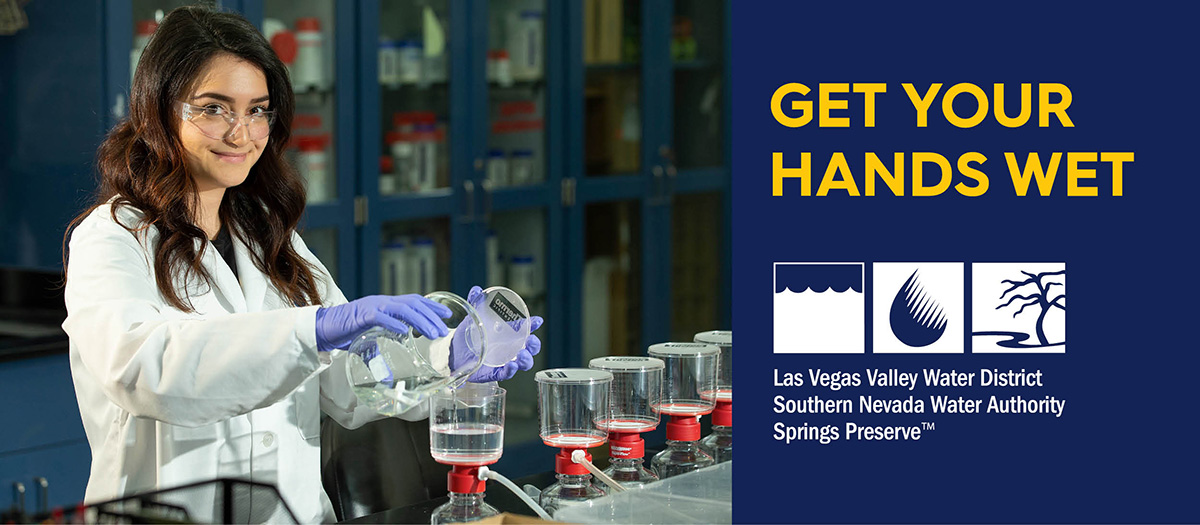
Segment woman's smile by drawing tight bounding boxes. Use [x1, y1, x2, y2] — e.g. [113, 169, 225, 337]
[213, 150, 249, 163]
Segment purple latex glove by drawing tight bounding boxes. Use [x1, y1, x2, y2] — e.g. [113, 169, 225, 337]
[450, 286, 544, 382]
[315, 294, 452, 353]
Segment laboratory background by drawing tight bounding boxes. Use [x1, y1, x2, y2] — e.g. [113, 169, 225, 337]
[0, 0, 730, 520]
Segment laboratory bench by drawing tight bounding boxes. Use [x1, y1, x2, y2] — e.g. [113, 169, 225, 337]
[343, 456, 732, 524]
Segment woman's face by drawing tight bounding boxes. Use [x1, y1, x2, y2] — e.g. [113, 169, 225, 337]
[179, 53, 271, 192]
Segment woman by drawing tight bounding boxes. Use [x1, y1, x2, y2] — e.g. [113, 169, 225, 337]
[61, 7, 541, 523]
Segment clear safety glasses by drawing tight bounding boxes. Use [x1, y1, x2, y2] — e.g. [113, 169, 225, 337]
[179, 101, 276, 141]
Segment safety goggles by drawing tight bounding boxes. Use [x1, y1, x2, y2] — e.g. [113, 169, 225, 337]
[179, 101, 276, 141]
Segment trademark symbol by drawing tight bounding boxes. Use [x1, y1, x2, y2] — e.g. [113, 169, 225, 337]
[922, 422, 936, 431]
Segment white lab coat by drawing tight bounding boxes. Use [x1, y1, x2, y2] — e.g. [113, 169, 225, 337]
[62, 202, 439, 523]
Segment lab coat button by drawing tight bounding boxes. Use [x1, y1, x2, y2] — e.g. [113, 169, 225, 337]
[262, 432, 275, 447]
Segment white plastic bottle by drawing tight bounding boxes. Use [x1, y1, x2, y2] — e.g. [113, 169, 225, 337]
[413, 117, 438, 191]
[509, 255, 537, 299]
[509, 149, 533, 185]
[507, 9, 543, 81]
[297, 135, 330, 203]
[398, 40, 423, 85]
[410, 237, 436, 294]
[486, 230, 503, 287]
[380, 239, 407, 295]
[485, 149, 509, 187]
[293, 17, 324, 92]
[378, 37, 400, 88]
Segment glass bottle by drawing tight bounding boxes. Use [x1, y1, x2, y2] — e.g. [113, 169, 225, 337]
[651, 439, 714, 479]
[539, 473, 606, 517]
[430, 492, 499, 524]
[700, 425, 732, 463]
[602, 456, 658, 489]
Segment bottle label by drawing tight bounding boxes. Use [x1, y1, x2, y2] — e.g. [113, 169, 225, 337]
[489, 293, 526, 325]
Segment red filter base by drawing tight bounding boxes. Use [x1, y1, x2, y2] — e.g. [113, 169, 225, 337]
[447, 465, 486, 494]
[666, 415, 701, 441]
[608, 431, 644, 459]
[712, 400, 733, 427]
[555, 448, 592, 475]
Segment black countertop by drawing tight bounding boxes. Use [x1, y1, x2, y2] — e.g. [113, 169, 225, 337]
[0, 267, 69, 361]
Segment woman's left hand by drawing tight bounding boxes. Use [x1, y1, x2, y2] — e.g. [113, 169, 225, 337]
[451, 286, 543, 383]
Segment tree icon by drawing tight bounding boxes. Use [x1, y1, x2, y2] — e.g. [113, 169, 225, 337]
[996, 269, 1066, 346]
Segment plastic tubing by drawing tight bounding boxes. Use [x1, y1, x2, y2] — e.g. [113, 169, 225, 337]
[570, 449, 627, 493]
[476, 466, 553, 520]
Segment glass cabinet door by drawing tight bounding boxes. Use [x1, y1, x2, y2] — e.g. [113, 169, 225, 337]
[378, 0, 453, 196]
[264, 0, 340, 203]
[486, 0, 548, 188]
[670, 0, 724, 170]
[481, 0, 551, 450]
[669, 192, 723, 340]
[582, 0, 642, 176]
[582, 200, 643, 361]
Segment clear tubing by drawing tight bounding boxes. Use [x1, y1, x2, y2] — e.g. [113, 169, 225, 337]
[570, 449, 626, 493]
[648, 343, 719, 416]
[477, 467, 552, 521]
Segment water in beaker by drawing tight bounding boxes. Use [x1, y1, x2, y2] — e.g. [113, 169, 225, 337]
[430, 383, 506, 466]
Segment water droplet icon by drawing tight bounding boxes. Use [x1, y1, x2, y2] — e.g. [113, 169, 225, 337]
[889, 270, 948, 347]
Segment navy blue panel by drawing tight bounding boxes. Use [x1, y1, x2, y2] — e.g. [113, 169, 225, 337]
[0, 353, 89, 509]
[0, 354, 85, 455]
[0, 441, 91, 512]
[0, 3, 106, 271]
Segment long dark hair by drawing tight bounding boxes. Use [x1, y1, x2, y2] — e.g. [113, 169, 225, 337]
[65, 6, 323, 311]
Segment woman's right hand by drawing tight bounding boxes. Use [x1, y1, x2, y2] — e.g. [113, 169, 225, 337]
[315, 295, 452, 352]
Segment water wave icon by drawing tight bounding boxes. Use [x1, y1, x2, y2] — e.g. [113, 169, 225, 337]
[889, 270, 948, 347]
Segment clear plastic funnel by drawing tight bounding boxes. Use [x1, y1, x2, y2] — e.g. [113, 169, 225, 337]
[647, 342, 719, 417]
[535, 368, 612, 449]
[430, 383, 506, 466]
[693, 331, 732, 402]
[588, 356, 664, 434]
[345, 291, 488, 416]
[473, 286, 532, 367]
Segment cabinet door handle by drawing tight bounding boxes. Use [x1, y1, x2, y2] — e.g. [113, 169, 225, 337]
[652, 165, 665, 205]
[461, 180, 475, 223]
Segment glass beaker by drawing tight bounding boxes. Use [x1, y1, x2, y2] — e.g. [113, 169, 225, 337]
[589, 356, 664, 488]
[429, 383, 506, 466]
[474, 286, 532, 367]
[695, 330, 732, 463]
[646, 342, 719, 479]
[345, 291, 488, 417]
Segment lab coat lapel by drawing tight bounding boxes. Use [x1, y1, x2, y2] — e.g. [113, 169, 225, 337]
[202, 237, 248, 313]
[234, 231, 268, 312]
